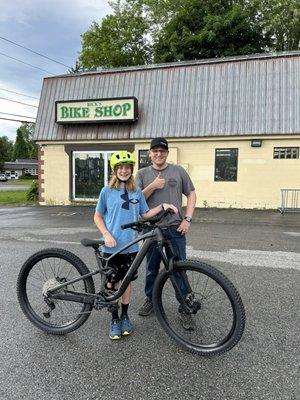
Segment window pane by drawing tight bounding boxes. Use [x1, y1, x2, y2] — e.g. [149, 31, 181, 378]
[273, 147, 299, 159]
[215, 149, 238, 181]
[138, 150, 151, 169]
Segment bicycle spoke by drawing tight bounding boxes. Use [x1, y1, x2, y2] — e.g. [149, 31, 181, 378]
[18, 249, 94, 334]
[154, 262, 241, 352]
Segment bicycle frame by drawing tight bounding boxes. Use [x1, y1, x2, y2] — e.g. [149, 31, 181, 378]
[48, 226, 173, 305]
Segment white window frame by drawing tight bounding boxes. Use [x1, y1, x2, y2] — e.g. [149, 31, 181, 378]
[72, 151, 113, 201]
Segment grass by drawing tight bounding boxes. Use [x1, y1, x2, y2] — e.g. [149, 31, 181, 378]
[6, 178, 33, 186]
[0, 191, 36, 205]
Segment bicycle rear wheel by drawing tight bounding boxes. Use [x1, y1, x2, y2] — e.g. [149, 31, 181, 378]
[153, 260, 245, 356]
[17, 248, 95, 334]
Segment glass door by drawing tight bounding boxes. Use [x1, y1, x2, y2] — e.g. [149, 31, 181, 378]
[72, 151, 113, 201]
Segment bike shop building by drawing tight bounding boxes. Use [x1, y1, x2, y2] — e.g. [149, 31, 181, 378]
[34, 51, 300, 209]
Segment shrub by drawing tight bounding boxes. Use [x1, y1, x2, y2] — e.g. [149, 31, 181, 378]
[22, 173, 38, 180]
[26, 180, 38, 202]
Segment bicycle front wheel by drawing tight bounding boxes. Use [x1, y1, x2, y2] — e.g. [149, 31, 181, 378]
[17, 248, 95, 335]
[153, 260, 245, 356]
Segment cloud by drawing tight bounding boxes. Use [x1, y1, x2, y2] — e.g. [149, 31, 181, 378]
[0, 0, 111, 25]
[0, 0, 112, 142]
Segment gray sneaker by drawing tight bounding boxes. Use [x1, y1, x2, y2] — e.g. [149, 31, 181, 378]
[138, 298, 153, 316]
[179, 312, 196, 331]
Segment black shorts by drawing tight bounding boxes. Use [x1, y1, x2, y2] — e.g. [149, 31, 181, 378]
[103, 252, 138, 284]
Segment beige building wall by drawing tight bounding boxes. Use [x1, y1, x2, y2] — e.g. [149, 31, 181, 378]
[135, 136, 300, 210]
[40, 144, 71, 205]
[40, 137, 299, 209]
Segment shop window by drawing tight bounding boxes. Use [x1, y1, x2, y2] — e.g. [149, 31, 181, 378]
[214, 149, 238, 182]
[138, 150, 152, 169]
[273, 147, 299, 159]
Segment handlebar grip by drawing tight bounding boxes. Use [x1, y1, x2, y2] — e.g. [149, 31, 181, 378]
[121, 222, 136, 230]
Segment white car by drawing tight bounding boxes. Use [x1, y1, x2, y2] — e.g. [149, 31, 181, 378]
[0, 174, 8, 182]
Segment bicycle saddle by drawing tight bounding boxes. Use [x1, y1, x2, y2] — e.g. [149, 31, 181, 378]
[81, 238, 105, 248]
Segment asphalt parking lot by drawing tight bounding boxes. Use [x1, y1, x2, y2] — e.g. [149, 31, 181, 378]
[0, 206, 299, 400]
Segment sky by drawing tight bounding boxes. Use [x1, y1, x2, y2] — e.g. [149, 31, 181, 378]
[0, 0, 112, 142]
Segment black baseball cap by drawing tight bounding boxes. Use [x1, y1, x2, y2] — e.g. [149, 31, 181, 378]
[150, 137, 169, 150]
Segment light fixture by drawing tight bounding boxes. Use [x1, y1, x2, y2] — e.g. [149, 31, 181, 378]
[251, 139, 262, 147]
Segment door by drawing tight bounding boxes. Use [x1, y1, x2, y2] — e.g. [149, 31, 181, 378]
[72, 151, 113, 201]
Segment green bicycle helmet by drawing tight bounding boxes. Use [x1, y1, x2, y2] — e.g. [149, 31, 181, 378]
[110, 151, 136, 170]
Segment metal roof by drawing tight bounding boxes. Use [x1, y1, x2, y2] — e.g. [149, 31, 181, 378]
[34, 52, 300, 141]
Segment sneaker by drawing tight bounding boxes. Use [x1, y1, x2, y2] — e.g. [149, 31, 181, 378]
[109, 319, 121, 340]
[179, 312, 196, 331]
[120, 315, 133, 336]
[138, 298, 153, 316]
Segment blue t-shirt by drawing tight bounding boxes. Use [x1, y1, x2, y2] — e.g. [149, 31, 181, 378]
[95, 186, 149, 254]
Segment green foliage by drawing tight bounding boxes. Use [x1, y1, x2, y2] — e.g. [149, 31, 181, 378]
[153, 0, 268, 62]
[22, 173, 38, 180]
[13, 123, 37, 161]
[260, 0, 300, 51]
[0, 191, 28, 205]
[78, 0, 300, 70]
[0, 136, 13, 169]
[26, 180, 38, 202]
[79, 5, 151, 69]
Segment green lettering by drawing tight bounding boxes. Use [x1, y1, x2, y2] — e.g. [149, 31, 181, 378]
[94, 106, 103, 117]
[74, 108, 82, 118]
[122, 103, 131, 116]
[82, 107, 89, 118]
[61, 106, 69, 118]
[113, 105, 122, 116]
[103, 106, 113, 117]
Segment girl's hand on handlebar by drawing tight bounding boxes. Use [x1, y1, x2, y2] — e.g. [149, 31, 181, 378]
[162, 203, 178, 214]
[103, 232, 116, 248]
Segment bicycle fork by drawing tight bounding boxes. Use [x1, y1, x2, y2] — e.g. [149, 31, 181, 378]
[161, 246, 201, 315]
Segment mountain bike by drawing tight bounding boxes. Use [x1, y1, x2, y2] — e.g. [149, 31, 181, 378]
[17, 210, 246, 356]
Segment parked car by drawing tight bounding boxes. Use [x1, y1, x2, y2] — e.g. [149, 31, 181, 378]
[0, 174, 8, 182]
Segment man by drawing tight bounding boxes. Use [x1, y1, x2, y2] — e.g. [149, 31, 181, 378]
[135, 137, 197, 329]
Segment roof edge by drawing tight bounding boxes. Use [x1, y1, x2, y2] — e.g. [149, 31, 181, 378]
[45, 51, 300, 80]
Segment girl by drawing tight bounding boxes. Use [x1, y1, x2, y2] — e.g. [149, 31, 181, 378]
[94, 150, 177, 340]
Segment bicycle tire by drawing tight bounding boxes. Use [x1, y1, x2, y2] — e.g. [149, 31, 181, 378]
[17, 248, 95, 335]
[153, 260, 245, 356]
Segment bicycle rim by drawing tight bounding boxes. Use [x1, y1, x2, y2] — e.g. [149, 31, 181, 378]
[17, 249, 94, 334]
[153, 260, 245, 355]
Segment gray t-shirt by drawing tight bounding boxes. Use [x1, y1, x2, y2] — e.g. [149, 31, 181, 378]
[135, 164, 195, 226]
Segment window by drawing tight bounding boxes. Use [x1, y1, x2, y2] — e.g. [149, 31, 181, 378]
[273, 147, 299, 159]
[138, 150, 152, 169]
[214, 149, 238, 182]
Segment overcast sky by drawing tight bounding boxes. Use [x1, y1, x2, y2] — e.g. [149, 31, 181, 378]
[0, 0, 112, 142]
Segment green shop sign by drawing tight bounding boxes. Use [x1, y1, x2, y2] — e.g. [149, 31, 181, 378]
[55, 97, 138, 124]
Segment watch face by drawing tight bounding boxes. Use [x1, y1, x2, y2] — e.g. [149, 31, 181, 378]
[185, 217, 192, 222]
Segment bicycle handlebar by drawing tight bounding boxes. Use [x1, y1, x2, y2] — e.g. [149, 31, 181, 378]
[121, 209, 175, 231]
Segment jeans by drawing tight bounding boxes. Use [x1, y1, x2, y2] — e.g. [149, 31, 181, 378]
[145, 225, 187, 301]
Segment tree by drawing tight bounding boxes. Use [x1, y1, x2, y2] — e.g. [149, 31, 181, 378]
[259, 0, 300, 51]
[79, 3, 151, 69]
[0, 136, 13, 170]
[68, 60, 84, 74]
[77, 0, 298, 70]
[153, 0, 268, 62]
[13, 123, 37, 161]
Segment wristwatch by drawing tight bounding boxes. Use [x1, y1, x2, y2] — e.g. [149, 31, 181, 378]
[184, 216, 192, 223]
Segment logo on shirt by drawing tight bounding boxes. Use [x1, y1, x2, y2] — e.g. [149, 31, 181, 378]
[168, 178, 178, 187]
[121, 189, 140, 210]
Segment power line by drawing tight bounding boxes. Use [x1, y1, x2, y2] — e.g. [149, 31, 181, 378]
[0, 111, 36, 119]
[0, 116, 35, 123]
[0, 36, 72, 69]
[0, 51, 55, 75]
[0, 87, 39, 100]
[0, 96, 38, 108]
